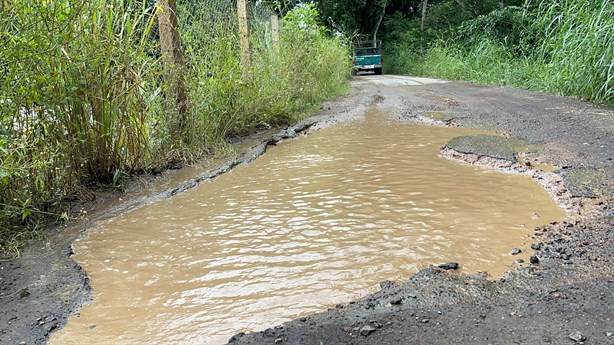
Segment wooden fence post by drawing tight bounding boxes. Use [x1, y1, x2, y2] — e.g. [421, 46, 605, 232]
[157, 0, 187, 137]
[237, 0, 251, 77]
[271, 14, 280, 53]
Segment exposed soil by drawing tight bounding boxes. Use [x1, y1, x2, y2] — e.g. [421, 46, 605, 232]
[1, 75, 613, 345]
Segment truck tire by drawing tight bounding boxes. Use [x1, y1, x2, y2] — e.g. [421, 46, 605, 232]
[374, 68, 383, 75]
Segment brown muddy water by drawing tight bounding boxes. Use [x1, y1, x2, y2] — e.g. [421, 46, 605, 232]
[52, 115, 565, 344]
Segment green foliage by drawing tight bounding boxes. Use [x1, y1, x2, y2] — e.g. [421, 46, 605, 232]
[457, 6, 534, 54]
[387, 0, 613, 105]
[0, 0, 351, 258]
[533, 0, 614, 103]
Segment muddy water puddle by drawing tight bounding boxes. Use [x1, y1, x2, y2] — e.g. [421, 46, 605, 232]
[52, 115, 564, 344]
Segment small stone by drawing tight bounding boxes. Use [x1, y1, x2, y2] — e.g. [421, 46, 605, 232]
[390, 297, 402, 305]
[274, 338, 283, 344]
[606, 332, 612, 337]
[511, 248, 522, 255]
[359, 325, 376, 336]
[19, 289, 30, 299]
[530, 255, 539, 264]
[438, 262, 459, 270]
[516, 259, 525, 263]
[299, 317, 307, 322]
[568, 330, 586, 342]
[531, 243, 541, 250]
[531, 213, 540, 219]
[379, 280, 395, 289]
[421, 319, 429, 323]
[408, 293, 417, 299]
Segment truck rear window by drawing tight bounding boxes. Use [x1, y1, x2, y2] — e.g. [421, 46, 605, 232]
[355, 48, 378, 56]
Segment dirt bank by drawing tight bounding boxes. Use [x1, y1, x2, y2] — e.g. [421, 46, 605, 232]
[1, 75, 612, 344]
[229, 76, 614, 344]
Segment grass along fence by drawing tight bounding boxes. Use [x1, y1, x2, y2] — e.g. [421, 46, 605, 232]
[0, 0, 351, 259]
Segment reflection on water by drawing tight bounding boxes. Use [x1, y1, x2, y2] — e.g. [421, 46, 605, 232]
[52, 115, 564, 344]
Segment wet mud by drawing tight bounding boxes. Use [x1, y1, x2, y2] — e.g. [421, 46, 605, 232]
[1, 75, 613, 345]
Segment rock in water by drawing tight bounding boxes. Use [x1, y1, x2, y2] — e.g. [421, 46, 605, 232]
[438, 262, 459, 270]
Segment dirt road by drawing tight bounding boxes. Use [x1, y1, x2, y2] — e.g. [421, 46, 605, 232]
[1, 75, 613, 344]
[229, 75, 614, 345]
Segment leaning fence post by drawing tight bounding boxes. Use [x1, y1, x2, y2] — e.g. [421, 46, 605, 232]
[237, 0, 251, 77]
[271, 14, 280, 53]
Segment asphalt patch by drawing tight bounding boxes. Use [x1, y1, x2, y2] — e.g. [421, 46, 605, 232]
[445, 134, 539, 162]
[557, 167, 605, 198]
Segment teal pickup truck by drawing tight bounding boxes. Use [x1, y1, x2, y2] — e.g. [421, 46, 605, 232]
[353, 40, 383, 75]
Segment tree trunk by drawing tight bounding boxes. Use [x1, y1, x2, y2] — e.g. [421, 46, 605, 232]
[420, 0, 428, 55]
[373, 3, 386, 44]
[157, 0, 187, 137]
[500, 0, 505, 10]
[237, 0, 252, 78]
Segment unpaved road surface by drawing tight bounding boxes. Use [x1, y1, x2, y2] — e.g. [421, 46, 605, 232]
[229, 75, 614, 345]
[1, 75, 613, 344]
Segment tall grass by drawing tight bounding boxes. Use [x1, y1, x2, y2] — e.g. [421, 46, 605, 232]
[534, 0, 614, 102]
[0, 0, 351, 258]
[391, 0, 613, 105]
[1, 0, 161, 257]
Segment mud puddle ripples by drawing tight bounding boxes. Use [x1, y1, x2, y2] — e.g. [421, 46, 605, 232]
[52, 116, 564, 344]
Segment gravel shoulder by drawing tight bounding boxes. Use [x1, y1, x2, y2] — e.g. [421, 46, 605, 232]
[1, 75, 613, 345]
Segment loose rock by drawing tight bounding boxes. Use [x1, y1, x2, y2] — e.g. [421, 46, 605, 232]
[568, 330, 586, 342]
[438, 262, 459, 270]
[359, 325, 376, 336]
[530, 255, 539, 264]
[511, 248, 522, 255]
[390, 297, 402, 305]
